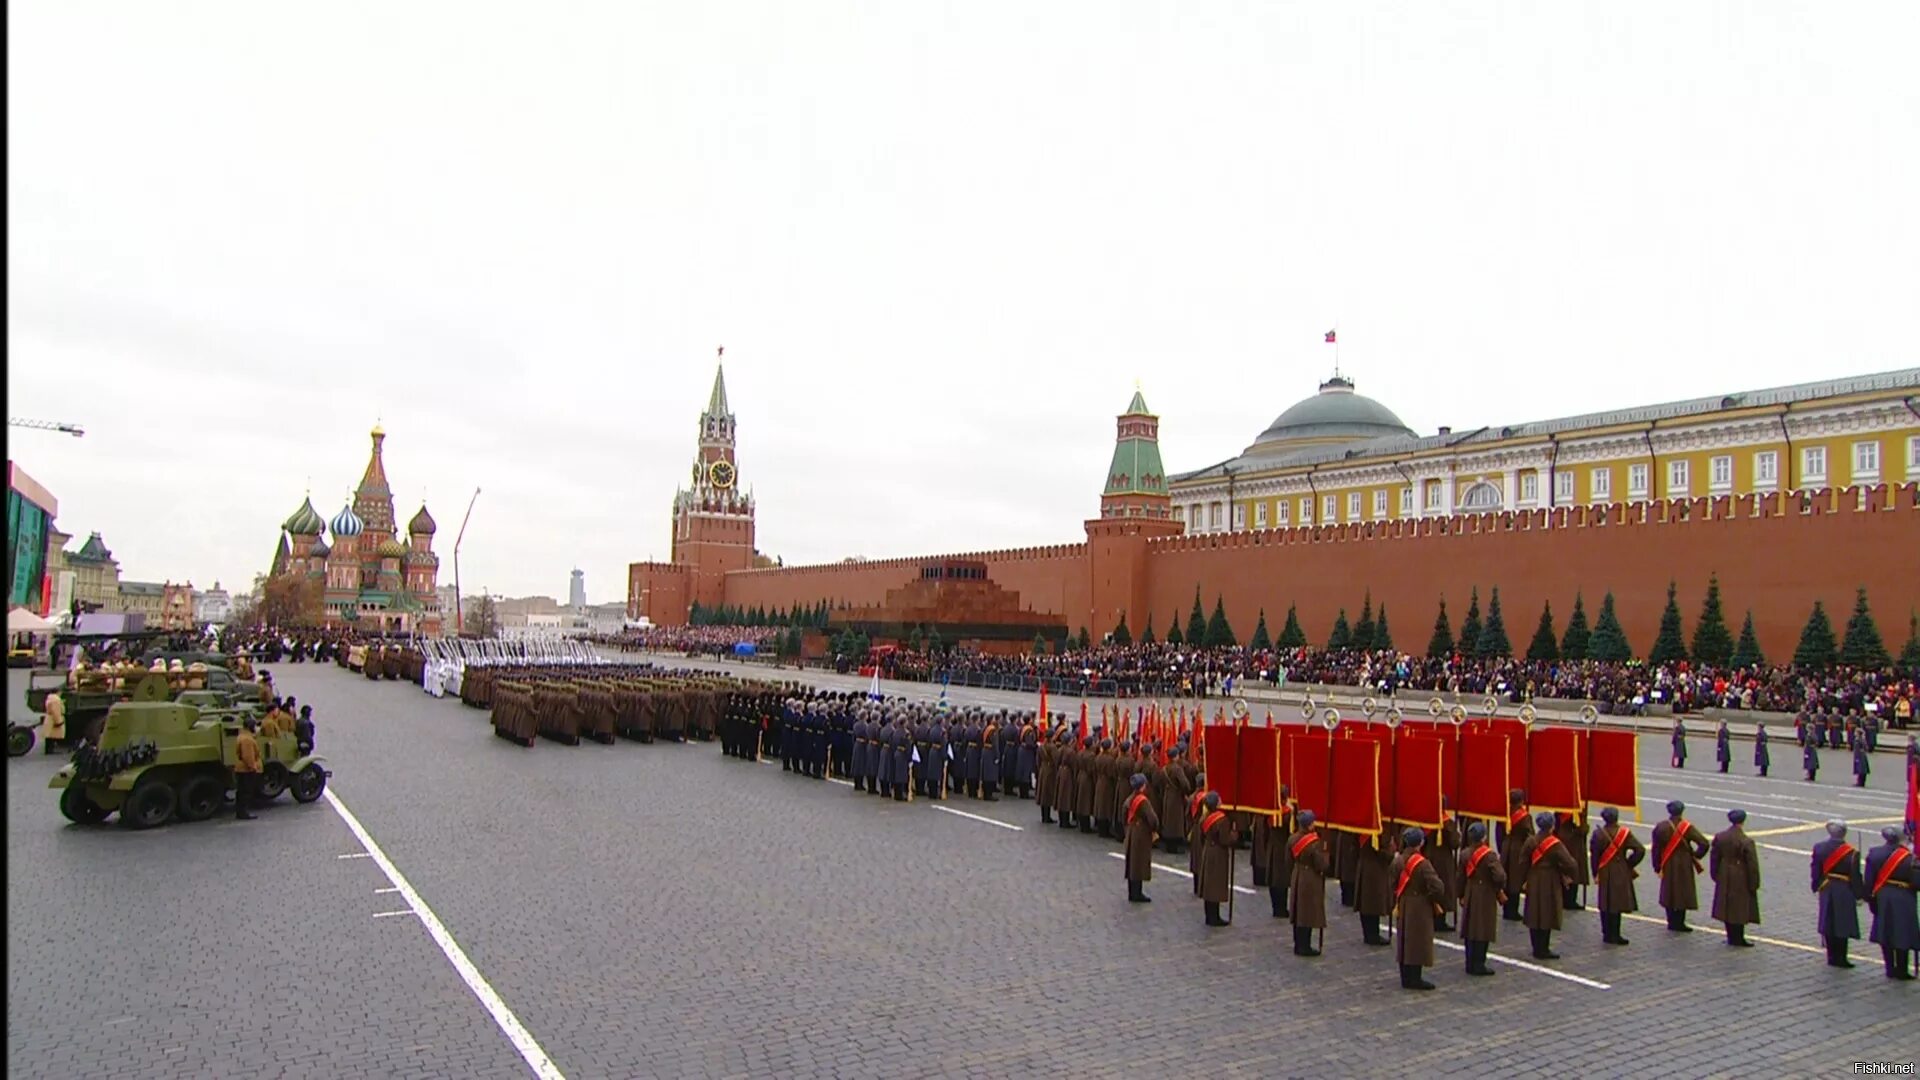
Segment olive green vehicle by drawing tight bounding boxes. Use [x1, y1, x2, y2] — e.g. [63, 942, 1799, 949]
[49, 675, 330, 829]
[25, 662, 268, 749]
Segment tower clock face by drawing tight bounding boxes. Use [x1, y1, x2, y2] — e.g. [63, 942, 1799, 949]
[709, 460, 737, 489]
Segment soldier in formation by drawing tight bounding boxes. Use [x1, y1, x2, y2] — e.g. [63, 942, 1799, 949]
[1652, 800, 1710, 933]
[1588, 806, 1644, 946]
[1710, 809, 1761, 947]
[1811, 820, 1865, 968]
[1865, 826, 1918, 980]
[1390, 826, 1446, 991]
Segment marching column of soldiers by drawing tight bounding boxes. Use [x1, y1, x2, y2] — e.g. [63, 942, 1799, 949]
[712, 686, 1920, 990]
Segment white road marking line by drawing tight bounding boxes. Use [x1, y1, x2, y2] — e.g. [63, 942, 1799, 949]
[1758, 842, 1809, 856]
[932, 805, 1024, 831]
[372, 909, 419, 919]
[337, 852, 373, 860]
[376, 886, 401, 894]
[324, 790, 565, 1080]
[1429, 939, 1612, 990]
[1106, 852, 1257, 894]
[1620, 912, 1822, 954]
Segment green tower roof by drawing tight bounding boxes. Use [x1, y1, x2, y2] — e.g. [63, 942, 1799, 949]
[1104, 390, 1166, 496]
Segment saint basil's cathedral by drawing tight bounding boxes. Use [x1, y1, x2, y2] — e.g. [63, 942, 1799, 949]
[268, 424, 444, 634]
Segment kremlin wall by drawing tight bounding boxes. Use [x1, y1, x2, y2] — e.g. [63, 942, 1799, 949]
[632, 365, 1920, 661]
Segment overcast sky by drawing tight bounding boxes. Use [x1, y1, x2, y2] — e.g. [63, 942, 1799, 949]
[9, 3, 1917, 603]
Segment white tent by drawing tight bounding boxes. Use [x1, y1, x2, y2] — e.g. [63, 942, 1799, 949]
[8, 607, 56, 634]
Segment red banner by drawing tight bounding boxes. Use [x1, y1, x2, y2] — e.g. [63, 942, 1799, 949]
[1392, 736, 1447, 828]
[1202, 724, 1240, 806]
[1326, 738, 1382, 835]
[1528, 726, 1584, 811]
[1287, 730, 1332, 820]
[1236, 726, 1283, 814]
[1588, 729, 1639, 812]
[1457, 731, 1512, 821]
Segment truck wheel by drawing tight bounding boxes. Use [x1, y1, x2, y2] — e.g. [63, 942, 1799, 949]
[259, 764, 289, 800]
[290, 764, 327, 803]
[176, 773, 224, 822]
[119, 777, 177, 829]
[7, 724, 35, 757]
[59, 784, 111, 824]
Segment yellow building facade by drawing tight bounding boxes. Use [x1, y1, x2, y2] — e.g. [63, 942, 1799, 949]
[1170, 370, 1920, 532]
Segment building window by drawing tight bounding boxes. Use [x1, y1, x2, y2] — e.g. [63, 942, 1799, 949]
[1254, 502, 1267, 529]
[1591, 468, 1611, 501]
[1233, 504, 1246, 530]
[1300, 498, 1313, 526]
[1554, 470, 1574, 503]
[1423, 480, 1441, 510]
[1710, 455, 1733, 491]
[1400, 487, 1413, 515]
[1802, 446, 1826, 484]
[1667, 460, 1689, 496]
[1277, 499, 1291, 524]
[1908, 435, 1920, 477]
[1753, 451, 1778, 488]
[1628, 464, 1649, 497]
[1459, 482, 1502, 511]
[1373, 490, 1387, 518]
[1323, 495, 1338, 522]
[1346, 492, 1361, 520]
[1210, 503, 1223, 530]
[1520, 472, 1539, 503]
[1173, 506, 1185, 524]
[1852, 440, 1880, 481]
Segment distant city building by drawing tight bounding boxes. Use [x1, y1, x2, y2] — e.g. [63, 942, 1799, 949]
[60, 532, 122, 615]
[158, 582, 195, 630]
[569, 568, 586, 610]
[628, 362, 757, 624]
[116, 580, 165, 621]
[195, 581, 233, 625]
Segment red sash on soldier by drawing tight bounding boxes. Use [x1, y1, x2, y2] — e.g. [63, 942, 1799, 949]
[1200, 810, 1227, 835]
[1189, 791, 1207, 819]
[1872, 847, 1913, 894]
[1510, 807, 1528, 828]
[1290, 831, 1319, 859]
[1464, 845, 1492, 879]
[1820, 843, 1856, 878]
[1657, 820, 1693, 872]
[1395, 853, 1427, 900]
[1529, 835, 1561, 866]
[1596, 826, 1632, 870]
[1126, 792, 1150, 826]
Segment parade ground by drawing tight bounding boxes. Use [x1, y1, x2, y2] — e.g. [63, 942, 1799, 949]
[7, 663, 1916, 1080]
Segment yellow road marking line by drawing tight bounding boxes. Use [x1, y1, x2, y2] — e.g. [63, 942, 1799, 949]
[1620, 913, 1821, 954]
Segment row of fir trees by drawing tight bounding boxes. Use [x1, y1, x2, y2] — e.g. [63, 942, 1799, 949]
[1095, 579, 1920, 670]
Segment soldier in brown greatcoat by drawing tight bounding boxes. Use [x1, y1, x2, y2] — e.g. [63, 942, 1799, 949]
[1521, 811, 1580, 960]
[1266, 792, 1294, 920]
[1073, 736, 1098, 834]
[1123, 774, 1160, 903]
[1391, 826, 1446, 991]
[1555, 810, 1591, 911]
[1053, 731, 1078, 829]
[1334, 830, 1361, 909]
[1651, 799, 1710, 932]
[1711, 808, 1761, 947]
[1187, 773, 1209, 891]
[1497, 790, 1532, 922]
[1159, 746, 1191, 853]
[1588, 805, 1646, 946]
[1431, 805, 1461, 933]
[1036, 728, 1057, 824]
[1457, 822, 1506, 976]
[1197, 792, 1238, 927]
[1287, 810, 1330, 956]
[1091, 739, 1118, 838]
[1355, 829, 1396, 947]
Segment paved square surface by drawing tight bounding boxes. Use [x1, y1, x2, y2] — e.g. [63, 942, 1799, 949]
[8, 662, 1917, 1078]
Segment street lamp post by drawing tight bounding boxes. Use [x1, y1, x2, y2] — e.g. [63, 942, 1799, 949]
[1222, 465, 1239, 532]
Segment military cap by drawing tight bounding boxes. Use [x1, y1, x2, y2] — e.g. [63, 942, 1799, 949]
[1883, 826, 1903, 843]
[1297, 809, 1316, 828]
[1827, 821, 1847, 838]
[1466, 821, 1486, 842]
[1401, 826, 1425, 848]
[1509, 789, 1526, 805]
[1203, 791, 1221, 810]
[1534, 811, 1556, 832]
[1666, 800, 1685, 816]
[1600, 807, 1618, 824]
[1727, 809, 1747, 824]
[1130, 773, 1147, 790]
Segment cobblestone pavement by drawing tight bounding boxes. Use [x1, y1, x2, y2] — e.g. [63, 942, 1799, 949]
[8, 664, 1916, 1079]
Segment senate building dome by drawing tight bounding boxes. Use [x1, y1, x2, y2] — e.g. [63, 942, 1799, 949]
[1244, 375, 1415, 457]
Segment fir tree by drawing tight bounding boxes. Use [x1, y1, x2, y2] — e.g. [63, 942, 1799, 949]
[1560, 593, 1591, 661]
[1186, 588, 1207, 647]
[1328, 609, 1352, 651]
[1649, 581, 1688, 665]
[1076, 626, 1092, 651]
[1166, 614, 1185, 647]
[1250, 609, 1273, 651]
[1526, 601, 1559, 661]
[1375, 605, 1394, 653]
[1476, 588, 1512, 658]
[1277, 604, 1307, 649]
[1426, 598, 1455, 659]
[1205, 596, 1237, 648]
[1690, 574, 1734, 666]
[1587, 592, 1634, 663]
[1839, 587, 1890, 668]
[1111, 612, 1132, 646]
[1793, 601, 1837, 668]
[1729, 611, 1764, 669]
[1140, 613, 1157, 646]
[1352, 592, 1376, 652]
[1898, 610, 1920, 669]
[1459, 588, 1483, 657]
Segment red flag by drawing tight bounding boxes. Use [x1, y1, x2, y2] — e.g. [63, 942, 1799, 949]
[1077, 701, 1089, 743]
[1038, 683, 1048, 727]
[1324, 329, 1336, 343]
[1906, 757, 1918, 837]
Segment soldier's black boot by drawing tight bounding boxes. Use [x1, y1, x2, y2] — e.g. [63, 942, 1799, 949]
[1501, 895, 1522, 922]
[1019, 783, 1032, 800]
[1402, 964, 1434, 991]
[1563, 884, 1583, 911]
[1340, 883, 1355, 908]
[1080, 818, 1094, 834]
[1530, 929, 1558, 960]
[1204, 902, 1227, 928]
[1041, 807, 1053, 824]
[1362, 915, 1388, 946]
[1666, 908, 1691, 932]
[983, 783, 999, 803]
[1826, 937, 1853, 968]
[1730, 924, 1753, 947]
[1059, 814, 1074, 830]
[1466, 941, 1495, 975]
[1270, 885, 1286, 918]
[1292, 926, 1313, 956]
[1128, 881, 1150, 904]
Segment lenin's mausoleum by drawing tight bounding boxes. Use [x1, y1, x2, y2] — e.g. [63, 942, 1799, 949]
[630, 364, 1920, 659]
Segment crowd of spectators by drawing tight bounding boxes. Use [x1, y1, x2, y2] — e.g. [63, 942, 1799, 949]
[598, 625, 782, 658]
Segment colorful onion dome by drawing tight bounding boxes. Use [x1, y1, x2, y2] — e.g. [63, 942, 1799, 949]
[330, 502, 364, 538]
[282, 497, 325, 536]
[376, 537, 408, 559]
[408, 503, 437, 535]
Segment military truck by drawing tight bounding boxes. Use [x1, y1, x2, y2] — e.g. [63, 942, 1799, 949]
[49, 675, 329, 829]
[24, 659, 267, 746]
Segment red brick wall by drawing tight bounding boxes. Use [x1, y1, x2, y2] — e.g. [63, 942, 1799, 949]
[723, 544, 1091, 630]
[628, 561, 690, 626]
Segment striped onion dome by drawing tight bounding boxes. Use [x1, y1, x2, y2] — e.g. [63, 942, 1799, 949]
[310, 536, 331, 559]
[330, 502, 364, 538]
[283, 497, 325, 536]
